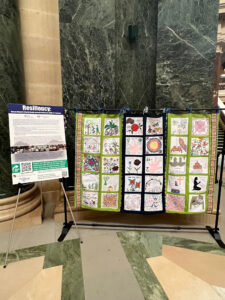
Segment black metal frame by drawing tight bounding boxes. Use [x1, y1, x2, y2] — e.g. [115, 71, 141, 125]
[58, 107, 225, 248]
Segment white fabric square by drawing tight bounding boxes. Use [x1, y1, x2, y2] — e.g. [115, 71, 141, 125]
[189, 157, 208, 174]
[192, 118, 209, 136]
[167, 175, 186, 194]
[125, 175, 142, 192]
[84, 118, 101, 135]
[145, 175, 163, 193]
[146, 117, 163, 135]
[102, 175, 119, 192]
[102, 138, 120, 155]
[144, 194, 163, 212]
[104, 118, 120, 136]
[125, 117, 143, 135]
[82, 192, 98, 208]
[83, 137, 101, 153]
[189, 175, 208, 193]
[124, 194, 141, 211]
[145, 156, 163, 174]
[126, 137, 143, 155]
[188, 194, 206, 212]
[82, 173, 99, 191]
[125, 157, 143, 174]
[171, 117, 189, 135]
[170, 136, 188, 155]
[169, 156, 186, 174]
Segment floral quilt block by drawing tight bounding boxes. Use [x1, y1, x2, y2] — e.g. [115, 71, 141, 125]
[122, 113, 165, 214]
[166, 113, 212, 214]
[75, 113, 122, 211]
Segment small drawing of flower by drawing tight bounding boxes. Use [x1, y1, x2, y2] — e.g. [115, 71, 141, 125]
[131, 124, 139, 132]
[134, 159, 141, 166]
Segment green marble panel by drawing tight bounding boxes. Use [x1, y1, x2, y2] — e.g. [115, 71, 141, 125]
[162, 236, 225, 256]
[156, 0, 219, 108]
[0, 1, 25, 198]
[117, 231, 168, 300]
[0, 239, 85, 300]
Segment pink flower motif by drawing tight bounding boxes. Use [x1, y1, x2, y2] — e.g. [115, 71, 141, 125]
[195, 121, 206, 133]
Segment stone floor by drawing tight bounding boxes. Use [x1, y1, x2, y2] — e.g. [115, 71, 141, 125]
[0, 183, 224, 299]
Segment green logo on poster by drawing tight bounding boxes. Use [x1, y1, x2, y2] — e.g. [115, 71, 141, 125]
[12, 164, 20, 173]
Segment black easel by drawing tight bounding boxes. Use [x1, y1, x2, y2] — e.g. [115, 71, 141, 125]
[58, 107, 225, 249]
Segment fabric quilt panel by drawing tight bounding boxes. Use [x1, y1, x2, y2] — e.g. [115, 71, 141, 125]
[75, 113, 122, 211]
[166, 113, 214, 214]
[121, 113, 166, 213]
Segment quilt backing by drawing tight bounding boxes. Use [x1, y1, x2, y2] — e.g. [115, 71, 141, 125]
[166, 113, 212, 213]
[75, 113, 122, 211]
[121, 113, 165, 213]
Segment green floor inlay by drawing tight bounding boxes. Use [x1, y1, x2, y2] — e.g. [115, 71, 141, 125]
[117, 232, 225, 300]
[0, 239, 85, 300]
[117, 231, 168, 300]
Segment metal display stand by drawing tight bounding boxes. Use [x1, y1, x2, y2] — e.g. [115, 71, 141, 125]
[3, 178, 81, 268]
[58, 107, 225, 249]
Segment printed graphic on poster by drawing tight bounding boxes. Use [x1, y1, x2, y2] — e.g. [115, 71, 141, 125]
[8, 104, 69, 184]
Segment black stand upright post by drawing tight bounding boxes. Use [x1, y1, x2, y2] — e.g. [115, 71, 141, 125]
[206, 131, 225, 248]
[58, 178, 82, 243]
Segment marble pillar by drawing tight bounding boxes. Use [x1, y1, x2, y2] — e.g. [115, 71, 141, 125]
[156, 0, 220, 108]
[0, 1, 25, 198]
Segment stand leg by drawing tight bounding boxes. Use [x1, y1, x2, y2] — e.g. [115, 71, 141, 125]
[3, 186, 21, 268]
[206, 226, 225, 248]
[58, 181, 82, 243]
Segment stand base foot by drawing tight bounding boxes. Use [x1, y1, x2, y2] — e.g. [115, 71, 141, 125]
[206, 226, 225, 248]
[58, 221, 73, 242]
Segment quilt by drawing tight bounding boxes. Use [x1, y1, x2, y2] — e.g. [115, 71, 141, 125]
[75, 113, 122, 211]
[121, 113, 166, 213]
[166, 113, 214, 214]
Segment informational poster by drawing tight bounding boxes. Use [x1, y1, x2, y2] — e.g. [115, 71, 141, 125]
[8, 104, 69, 184]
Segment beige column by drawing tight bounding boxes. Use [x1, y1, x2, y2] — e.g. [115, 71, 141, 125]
[18, 0, 62, 106]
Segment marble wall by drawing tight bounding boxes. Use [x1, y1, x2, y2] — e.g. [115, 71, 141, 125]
[156, 0, 220, 108]
[0, 1, 25, 197]
[59, 0, 158, 185]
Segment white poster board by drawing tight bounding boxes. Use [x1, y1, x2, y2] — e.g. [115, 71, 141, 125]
[8, 104, 69, 184]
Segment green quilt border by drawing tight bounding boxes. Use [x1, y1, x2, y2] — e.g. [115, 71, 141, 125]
[166, 113, 212, 214]
[77, 113, 122, 212]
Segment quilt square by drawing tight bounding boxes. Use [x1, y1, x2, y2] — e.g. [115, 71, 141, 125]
[124, 193, 141, 211]
[83, 154, 100, 172]
[82, 192, 98, 208]
[102, 175, 119, 192]
[189, 157, 208, 174]
[125, 137, 143, 155]
[189, 175, 208, 193]
[191, 137, 209, 156]
[166, 194, 185, 212]
[171, 118, 189, 135]
[84, 118, 101, 135]
[145, 156, 163, 174]
[101, 193, 118, 209]
[125, 117, 143, 135]
[170, 136, 188, 154]
[146, 136, 163, 154]
[125, 157, 143, 174]
[83, 137, 101, 153]
[146, 117, 163, 135]
[82, 173, 99, 191]
[144, 194, 163, 212]
[188, 194, 206, 212]
[167, 175, 186, 194]
[102, 157, 119, 173]
[169, 156, 186, 174]
[145, 175, 163, 193]
[103, 138, 120, 155]
[125, 175, 142, 192]
[192, 118, 209, 136]
[104, 118, 120, 136]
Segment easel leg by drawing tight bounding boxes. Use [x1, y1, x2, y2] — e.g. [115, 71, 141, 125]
[3, 186, 21, 268]
[59, 181, 83, 243]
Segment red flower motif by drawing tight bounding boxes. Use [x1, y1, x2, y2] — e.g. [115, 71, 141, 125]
[88, 160, 94, 165]
[131, 123, 139, 132]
